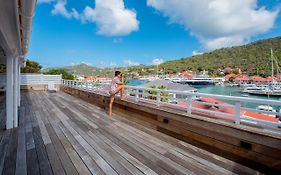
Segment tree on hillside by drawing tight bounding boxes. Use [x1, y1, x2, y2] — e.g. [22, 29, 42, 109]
[21, 59, 42, 73]
[45, 69, 74, 80]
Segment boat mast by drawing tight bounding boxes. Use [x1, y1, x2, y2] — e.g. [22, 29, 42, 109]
[271, 48, 274, 84]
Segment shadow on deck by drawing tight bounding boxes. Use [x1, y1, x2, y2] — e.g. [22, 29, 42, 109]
[0, 91, 266, 174]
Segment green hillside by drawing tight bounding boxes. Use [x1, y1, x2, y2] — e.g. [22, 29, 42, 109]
[63, 63, 99, 76]
[159, 37, 281, 77]
[47, 37, 281, 77]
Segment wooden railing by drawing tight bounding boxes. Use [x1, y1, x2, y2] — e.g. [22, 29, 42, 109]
[61, 79, 281, 130]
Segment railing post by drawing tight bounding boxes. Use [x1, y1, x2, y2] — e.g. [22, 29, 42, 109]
[40, 74, 44, 84]
[187, 95, 193, 114]
[235, 102, 241, 124]
[135, 89, 139, 102]
[156, 90, 160, 106]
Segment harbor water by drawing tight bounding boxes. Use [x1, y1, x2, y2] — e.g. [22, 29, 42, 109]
[128, 79, 281, 111]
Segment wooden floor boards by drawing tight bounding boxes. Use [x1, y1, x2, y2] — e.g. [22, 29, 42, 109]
[0, 91, 263, 175]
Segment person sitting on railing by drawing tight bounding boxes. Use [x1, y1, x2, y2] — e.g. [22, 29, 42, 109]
[109, 71, 125, 117]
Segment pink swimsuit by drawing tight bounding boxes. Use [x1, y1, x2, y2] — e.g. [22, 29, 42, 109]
[109, 77, 121, 95]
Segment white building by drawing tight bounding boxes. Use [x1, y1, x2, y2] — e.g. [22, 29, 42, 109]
[0, 0, 36, 129]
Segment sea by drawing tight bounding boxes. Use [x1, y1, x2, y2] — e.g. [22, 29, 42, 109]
[128, 79, 281, 111]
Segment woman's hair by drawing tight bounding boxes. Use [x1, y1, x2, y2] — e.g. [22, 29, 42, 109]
[115, 71, 121, 76]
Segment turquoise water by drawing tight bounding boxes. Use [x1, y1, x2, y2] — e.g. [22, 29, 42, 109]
[196, 86, 280, 110]
[128, 79, 149, 86]
[128, 79, 281, 110]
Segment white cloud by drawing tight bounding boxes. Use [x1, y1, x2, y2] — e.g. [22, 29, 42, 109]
[192, 50, 204, 56]
[147, 0, 279, 50]
[50, 0, 82, 20]
[98, 61, 117, 68]
[70, 61, 92, 66]
[152, 58, 164, 65]
[82, 0, 139, 36]
[124, 59, 140, 66]
[49, 0, 139, 36]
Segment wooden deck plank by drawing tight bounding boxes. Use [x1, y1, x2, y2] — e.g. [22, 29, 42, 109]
[59, 120, 118, 175]
[51, 121, 92, 175]
[113, 120, 235, 175]
[97, 126, 172, 175]
[109, 124, 193, 175]
[94, 132, 157, 175]
[41, 95, 103, 175]
[45, 143, 66, 175]
[32, 125, 54, 175]
[45, 123, 78, 175]
[15, 106, 27, 175]
[87, 131, 145, 175]
[67, 120, 133, 175]
[113, 111, 259, 175]
[2, 129, 18, 175]
[58, 122, 105, 175]
[0, 130, 11, 174]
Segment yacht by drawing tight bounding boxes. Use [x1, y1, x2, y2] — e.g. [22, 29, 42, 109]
[179, 71, 215, 86]
[256, 105, 277, 117]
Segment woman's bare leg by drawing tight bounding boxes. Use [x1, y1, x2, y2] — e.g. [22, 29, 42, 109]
[113, 85, 125, 100]
[109, 95, 115, 117]
[120, 85, 125, 100]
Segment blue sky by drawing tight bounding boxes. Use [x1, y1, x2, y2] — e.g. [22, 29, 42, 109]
[28, 0, 281, 68]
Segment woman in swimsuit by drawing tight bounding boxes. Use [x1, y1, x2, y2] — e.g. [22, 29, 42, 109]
[108, 71, 125, 117]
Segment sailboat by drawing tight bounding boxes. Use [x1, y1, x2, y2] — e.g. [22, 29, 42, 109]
[248, 49, 281, 96]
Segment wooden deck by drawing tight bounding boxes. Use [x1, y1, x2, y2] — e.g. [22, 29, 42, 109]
[0, 91, 263, 175]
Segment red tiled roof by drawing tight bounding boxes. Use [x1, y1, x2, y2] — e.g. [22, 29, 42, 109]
[251, 76, 266, 82]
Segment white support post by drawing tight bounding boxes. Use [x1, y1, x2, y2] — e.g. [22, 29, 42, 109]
[135, 89, 139, 102]
[156, 90, 160, 106]
[40, 74, 44, 84]
[13, 57, 19, 127]
[187, 95, 193, 114]
[18, 63, 21, 107]
[6, 57, 14, 129]
[235, 102, 241, 124]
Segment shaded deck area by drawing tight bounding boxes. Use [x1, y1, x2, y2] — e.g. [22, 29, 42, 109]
[0, 91, 262, 175]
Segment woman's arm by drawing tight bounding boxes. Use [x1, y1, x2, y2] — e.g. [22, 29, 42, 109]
[116, 76, 124, 85]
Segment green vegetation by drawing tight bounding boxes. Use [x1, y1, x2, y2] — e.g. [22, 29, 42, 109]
[21, 59, 42, 73]
[44, 69, 74, 80]
[159, 37, 281, 77]
[145, 85, 170, 102]
[45, 37, 281, 78]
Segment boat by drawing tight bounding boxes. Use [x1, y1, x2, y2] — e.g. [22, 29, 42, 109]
[248, 89, 281, 96]
[171, 77, 182, 83]
[178, 71, 215, 86]
[256, 105, 277, 117]
[242, 84, 266, 93]
[179, 77, 215, 86]
[247, 49, 281, 96]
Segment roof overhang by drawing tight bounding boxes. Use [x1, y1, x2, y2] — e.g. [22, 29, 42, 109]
[0, 0, 36, 65]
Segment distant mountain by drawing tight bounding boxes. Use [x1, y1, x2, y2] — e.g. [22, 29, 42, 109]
[43, 63, 100, 76]
[45, 37, 281, 78]
[62, 63, 100, 76]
